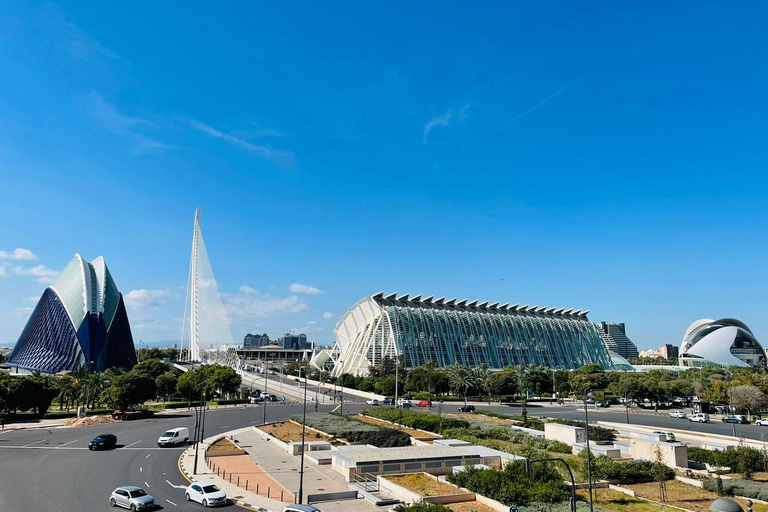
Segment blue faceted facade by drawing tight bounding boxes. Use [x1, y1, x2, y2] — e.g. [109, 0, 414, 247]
[8, 254, 137, 373]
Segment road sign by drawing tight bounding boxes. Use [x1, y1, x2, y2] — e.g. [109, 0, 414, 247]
[591, 389, 605, 401]
[509, 507, 519, 512]
[429, 386, 435, 393]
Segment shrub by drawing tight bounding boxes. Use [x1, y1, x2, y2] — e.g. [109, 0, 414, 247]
[44, 408, 113, 419]
[292, 412, 377, 437]
[442, 427, 572, 454]
[346, 428, 412, 448]
[551, 419, 616, 442]
[590, 455, 674, 483]
[447, 461, 570, 506]
[211, 399, 248, 406]
[394, 503, 451, 512]
[360, 408, 470, 433]
[689, 445, 764, 477]
[703, 477, 768, 500]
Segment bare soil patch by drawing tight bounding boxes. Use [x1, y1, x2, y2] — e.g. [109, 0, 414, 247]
[261, 421, 334, 443]
[623, 480, 768, 512]
[388, 473, 464, 496]
[64, 414, 115, 427]
[449, 412, 514, 427]
[207, 437, 238, 452]
[353, 414, 439, 438]
[446, 501, 497, 512]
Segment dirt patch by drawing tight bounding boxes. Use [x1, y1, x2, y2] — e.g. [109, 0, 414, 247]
[449, 413, 514, 427]
[208, 437, 238, 452]
[446, 501, 497, 512]
[621, 479, 768, 512]
[64, 414, 116, 427]
[353, 414, 439, 438]
[388, 473, 464, 497]
[261, 421, 333, 443]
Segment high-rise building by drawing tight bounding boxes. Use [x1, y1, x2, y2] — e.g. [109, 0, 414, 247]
[313, 292, 626, 376]
[244, 333, 270, 348]
[7, 254, 137, 373]
[659, 344, 679, 360]
[596, 322, 640, 360]
[278, 332, 309, 350]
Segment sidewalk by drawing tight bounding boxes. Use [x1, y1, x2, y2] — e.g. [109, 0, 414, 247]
[0, 417, 67, 432]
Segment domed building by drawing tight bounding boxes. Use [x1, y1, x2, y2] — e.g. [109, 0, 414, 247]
[7, 254, 137, 373]
[679, 318, 765, 368]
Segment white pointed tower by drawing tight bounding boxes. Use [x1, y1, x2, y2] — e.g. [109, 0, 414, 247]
[181, 209, 234, 361]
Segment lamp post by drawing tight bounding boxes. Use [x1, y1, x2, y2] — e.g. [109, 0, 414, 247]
[338, 360, 344, 415]
[584, 390, 595, 512]
[394, 355, 399, 407]
[193, 364, 207, 475]
[727, 370, 736, 437]
[297, 367, 308, 504]
[262, 361, 269, 425]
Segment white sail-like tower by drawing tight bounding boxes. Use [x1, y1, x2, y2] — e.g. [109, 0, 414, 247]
[181, 209, 234, 361]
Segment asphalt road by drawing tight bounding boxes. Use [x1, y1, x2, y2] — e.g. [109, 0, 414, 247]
[3, 398, 767, 512]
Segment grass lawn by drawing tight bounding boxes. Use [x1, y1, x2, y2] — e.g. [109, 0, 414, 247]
[387, 473, 464, 497]
[352, 414, 439, 438]
[260, 421, 334, 443]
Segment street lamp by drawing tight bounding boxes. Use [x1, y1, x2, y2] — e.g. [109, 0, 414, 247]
[338, 360, 344, 415]
[584, 390, 595, 512]
[262, 361, 269, 425]
[727, 370, 736, 437]
[297, 367, 309, 504]
[193, 364, 208, 475]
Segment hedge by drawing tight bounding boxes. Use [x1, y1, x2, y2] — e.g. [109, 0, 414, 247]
[346, 428, 412, 448]
[211, 399, 249, 406]
[551, 419, 616, 442]
[447, 461, 570, 506]
[689, 445, 764, 477]
[591, 455, 674, 483]
[442, 427, 572, 455]
[394, 503, 452, 512]
[44, 408, 113, 419]
[703, 478, 768, 500]
[360, 408, 470, 433]
[291, 413, 377, 437]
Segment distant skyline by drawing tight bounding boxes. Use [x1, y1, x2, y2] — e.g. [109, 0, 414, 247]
[1, 2, 767, 351]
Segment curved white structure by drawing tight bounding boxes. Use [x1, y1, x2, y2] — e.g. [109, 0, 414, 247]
[679, 318, 765, 368]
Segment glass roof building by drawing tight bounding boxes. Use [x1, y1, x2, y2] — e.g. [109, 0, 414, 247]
[317, 292, 621, 376]
[7, 254, 137, 374]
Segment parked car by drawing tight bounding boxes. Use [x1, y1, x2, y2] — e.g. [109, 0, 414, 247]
[689, 413, 710, 423]
[669, 411, 687, 419]
[185, 481, 228, 507]
[381, 398, 393, 405]
[653, 431, 676, 442]
[722, 415, 748, 424]
[755, 418, 768, 426]
[268, 394, 279, 402]
[157, 427, 190, 447]
[458, 405, 475, 413]
[249, 390, 262, 397]
[109, 486, 156, 510]
[366, 399, 380, 406]
[417, 400, 432, 407]
[89, 433, 117, 450]
[595, 401, 610, 408]
[281, 506, 321, 512]
[396, 398, 412, 407]
[249, 395, 264, 404]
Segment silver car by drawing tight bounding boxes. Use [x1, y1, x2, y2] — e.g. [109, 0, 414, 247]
[109, 486, 156, 510]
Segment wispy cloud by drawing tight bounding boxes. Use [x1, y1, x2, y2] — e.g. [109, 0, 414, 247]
[0, 248, 39, 261]
[289, 283, 324, 295]
[225, 288, 310, 322]
[0, 265, 8, 278]
[88, 92, 170, 153]
[423, 104, 469, 143]
[322, 312, 334, 320]
[13, 265, 60, 284]
[124, 289, 171, 310]
[187, 119, 295, 169]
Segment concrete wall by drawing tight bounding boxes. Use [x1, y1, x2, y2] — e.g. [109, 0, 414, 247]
[630, 439, 688, 468]
[545, 423, 585, 445]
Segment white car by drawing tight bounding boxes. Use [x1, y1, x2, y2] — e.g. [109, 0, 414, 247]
[396, 398, 412, 406]
[669, 411, 687, 419]
[653, 431, 676, 442]
[755, 418, 768, 426]
[366, 399, 380, 406]
[689, 413, 710, 423]
[109, 486, 156, 510]
[185, 482, 228, 507]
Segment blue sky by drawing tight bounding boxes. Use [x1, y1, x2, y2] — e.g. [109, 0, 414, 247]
[1, 2, 767, 350]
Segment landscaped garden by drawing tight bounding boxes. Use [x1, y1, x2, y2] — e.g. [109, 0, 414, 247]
[387, 473, 465, 497]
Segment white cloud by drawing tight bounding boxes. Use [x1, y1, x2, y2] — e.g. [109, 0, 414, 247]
[13, 265, 60, 283]
[239, 285, 258, 294]
[187, 119, 295, 169]
[307, 321, 317, 325]
[13, 307, 33, 317]
[88, 92, 170, 153]
[0, 248, 39, 260]
[124, 289, 171, 310]
[225, 290, 310, 322]
[423, 104, 469, 143]
[322, 312, 334, 319]
[0, 265, 7, 278]
[289, 283, 324, 295]
[24, 296, 39, 302]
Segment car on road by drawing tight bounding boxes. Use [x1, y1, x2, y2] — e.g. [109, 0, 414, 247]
[396, 399, 412, 408]
[652, 431, 676, 442]
[458, 405, 475, 413]
[268, 394, 279, 402]
[157, 427, 189, 447]
[89, 433, 117, 450]
[669, 411, 687, 419]
[185, 481, 228, 507]
[688, 413, 710, 423]
[382, 398, 393, 405]
[595, 401, 610, 408]
[755, 418, 768, 426]
[249, 395, 264, 404]
[417, 400, 432, 407]
[109, 486, 156, 510]
[366, 399, 380, 406]
[722, 415, 748, 424]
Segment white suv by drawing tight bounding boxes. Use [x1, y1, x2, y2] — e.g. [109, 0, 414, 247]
[669, 411, 687, 419]
[689, 413, 710, 423]
[755, 418, 768, 426]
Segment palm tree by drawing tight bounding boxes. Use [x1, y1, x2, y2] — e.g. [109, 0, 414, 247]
[471, 364, 491, 404]
[55, 375, 75, 411]
[87, 373, 110, 410]
[447, 363, 474, 406]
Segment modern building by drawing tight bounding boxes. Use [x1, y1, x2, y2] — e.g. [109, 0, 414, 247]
[659, 343, 679, 360]
[596, 322, 639, 360]
[230, 346, 313, 364]
[277, 332, 310, 350]
[7, 254, 137, 374]
[244, 333, 271, 348]
[315, 292, 625, 376]
[680, 318, 766, 368]
[638, 348, 662, 359]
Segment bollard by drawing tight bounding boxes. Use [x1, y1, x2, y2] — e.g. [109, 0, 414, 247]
[246, 480, 248, 491]
[256, 483, 259, 494]
[268, 487, 270, 498]
[237, 476, 240, 487]
[223, 470, 226, 479]
[229, 473, 232, 483]
[281, 490, 284, 501]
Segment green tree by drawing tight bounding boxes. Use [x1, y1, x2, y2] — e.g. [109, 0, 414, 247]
[704, 379, 729, 404]
[156, 372, 178, 398]
[447, 363, 475, 406]
[489, 367, 517, 397]
[106, 372, 157, 411]
[570, 364, 607, 396]
[133, 359, 171, 380]
[207, 365, 242, 397]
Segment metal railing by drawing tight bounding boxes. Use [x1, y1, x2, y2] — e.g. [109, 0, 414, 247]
[352, 472, 379, 493]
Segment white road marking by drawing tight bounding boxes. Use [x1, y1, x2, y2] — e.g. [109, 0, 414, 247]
[140, 467, 143, 472]
[57, 439, 79, 447]
[166, 499, 178, 506]
[145, 481, 150, 488]
[220, 425, 230, 429]
[22, 439, 47, 447]
[166, 480, 187, 489]
[146, 454, 151, 459]
[123, 440, 142, 448]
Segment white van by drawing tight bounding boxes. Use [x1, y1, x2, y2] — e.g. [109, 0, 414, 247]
[157, 427, 190, 447]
